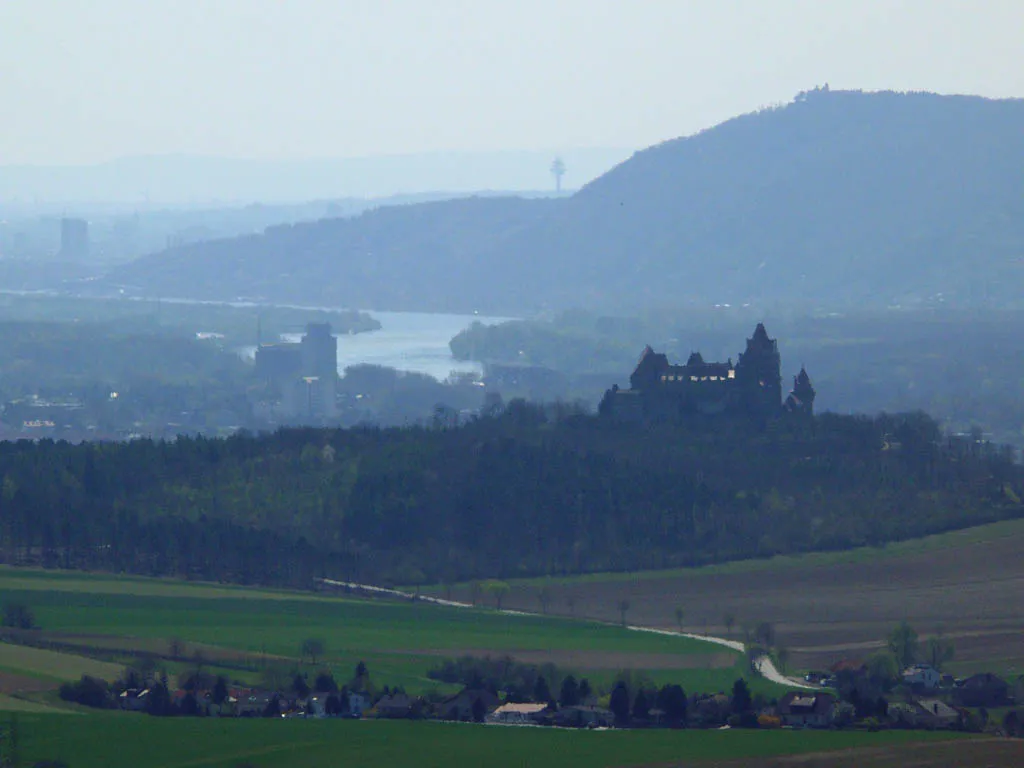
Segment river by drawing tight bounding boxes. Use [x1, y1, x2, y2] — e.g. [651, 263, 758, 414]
[263, 310, 509, 381]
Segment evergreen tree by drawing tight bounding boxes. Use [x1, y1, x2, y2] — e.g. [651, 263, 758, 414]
[559, 675, 579, 707]
[533, 675, 552, 704]
[212, 676, 229, 706]
[609, 682, 630, 725]
[578, 678, 592, 702]
[632, 689, 650, 720]
[731, 679, 752, 715]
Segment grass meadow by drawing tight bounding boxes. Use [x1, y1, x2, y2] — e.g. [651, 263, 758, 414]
[0, 567, 782, 699]
[10, 714, 968, 768]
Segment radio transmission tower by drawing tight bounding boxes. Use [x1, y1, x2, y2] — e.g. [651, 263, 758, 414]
[550, 156, 567, 193]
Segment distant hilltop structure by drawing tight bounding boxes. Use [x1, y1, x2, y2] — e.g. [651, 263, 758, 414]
[254, 322, 338, 422]
[599, 323, 814, 423]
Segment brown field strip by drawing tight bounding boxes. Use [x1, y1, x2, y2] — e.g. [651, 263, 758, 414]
[465, 520, 1024, 672]
[385, 648, 738, 670]
[685, 738, 1024, 768]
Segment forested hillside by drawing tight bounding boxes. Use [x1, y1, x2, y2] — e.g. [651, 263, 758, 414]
[107, 89, 1024, 314]
[108, 197, 556, 313]
[1, 406, 1020, 587]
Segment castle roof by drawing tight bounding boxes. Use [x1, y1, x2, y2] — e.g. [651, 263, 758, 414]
[686, 351, 705, 366]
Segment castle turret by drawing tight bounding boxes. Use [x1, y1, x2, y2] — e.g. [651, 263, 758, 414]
[736, 323, 782, 418]
[630, 345, 669, 390]
[785, 367, 816, 416]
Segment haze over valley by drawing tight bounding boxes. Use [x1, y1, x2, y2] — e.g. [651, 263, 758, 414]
[2, 2, 1024, 764]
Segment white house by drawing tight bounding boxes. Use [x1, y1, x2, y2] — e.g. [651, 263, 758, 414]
[487, 702, 550, 725]
[348, 691, 369, 717]
[902, 664, 941, 690]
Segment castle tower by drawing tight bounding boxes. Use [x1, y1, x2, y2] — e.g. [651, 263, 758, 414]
[736, 323, 782, 418]
[629, 345, 669, 390]
[785, 367, 816, 415]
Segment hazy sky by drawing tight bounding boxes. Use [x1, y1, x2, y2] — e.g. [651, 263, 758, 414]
[1, 0, 1022, 165]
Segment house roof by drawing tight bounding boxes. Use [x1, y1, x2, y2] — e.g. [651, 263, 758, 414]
[902, 664, 939, 677]
[778, 692, 835, 715]
[959, 673, 1007, 688]
[493, 702, 548, 715]
[915, 699, 959, 719]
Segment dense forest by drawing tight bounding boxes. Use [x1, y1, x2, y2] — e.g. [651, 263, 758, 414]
[106, 90, 1024, 314]
[0, 405, 1020, 588]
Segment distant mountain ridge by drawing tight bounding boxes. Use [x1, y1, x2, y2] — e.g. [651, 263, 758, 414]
[1, 148, 631, 205]
[107, 90, 1024, 314]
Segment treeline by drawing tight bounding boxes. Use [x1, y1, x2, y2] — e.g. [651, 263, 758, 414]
[0, 404, 1021, 587]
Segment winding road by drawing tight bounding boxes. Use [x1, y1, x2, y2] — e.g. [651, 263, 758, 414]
[318, 578, 815, 690]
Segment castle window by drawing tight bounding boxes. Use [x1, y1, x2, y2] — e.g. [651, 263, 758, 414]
[661, 375, 667, 381]
[728, 370, 736, 379]
[690, 376, 698, 382]
[710, 376, 718, 381]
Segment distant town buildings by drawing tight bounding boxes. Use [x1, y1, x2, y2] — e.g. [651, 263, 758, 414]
[254, 322, 338, 422]
[59, 217, 89, 259]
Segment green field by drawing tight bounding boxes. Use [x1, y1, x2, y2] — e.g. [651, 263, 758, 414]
[9, 714, 965, 768]
[0, 568, 780, 698]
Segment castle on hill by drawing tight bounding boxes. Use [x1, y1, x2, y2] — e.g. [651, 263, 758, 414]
[599, 323, 815, 422]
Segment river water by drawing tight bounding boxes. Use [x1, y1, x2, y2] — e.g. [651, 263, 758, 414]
[267, 310, 508, 381]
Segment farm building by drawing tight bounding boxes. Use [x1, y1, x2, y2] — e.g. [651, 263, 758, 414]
[776, 692, 835, 727]
[439, 689, 499, 721]
[953, 673, 1010, 707]
[488, 702, 551, 725]
[902, 664, 941, 690]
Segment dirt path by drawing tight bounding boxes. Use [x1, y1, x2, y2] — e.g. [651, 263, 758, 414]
[318, 578, 812, 688]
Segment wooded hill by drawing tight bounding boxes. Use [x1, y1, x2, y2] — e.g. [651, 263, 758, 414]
[1, 405, 1020, 587]
[108, 89, 1024, 314]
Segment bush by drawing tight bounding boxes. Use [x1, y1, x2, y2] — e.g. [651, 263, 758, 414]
[59, 675, 113, 709]
[2, 602, 35, 630]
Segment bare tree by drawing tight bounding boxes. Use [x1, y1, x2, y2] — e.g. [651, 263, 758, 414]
[776, 645, 790, 674]
[926, 629, 955, 671]
[168, 638, 185, 660]
[538, 586, 552, 615]
[755, 621, 776, 648]
[618, 599, 631, 627]
[550, 157, 567, 193]
[484, 581, 510, 610]
[723, 612, 736, 638]
[674, 607, 685, 632]
[566, 594, 577, 616]
[301, 638, 326, 666]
